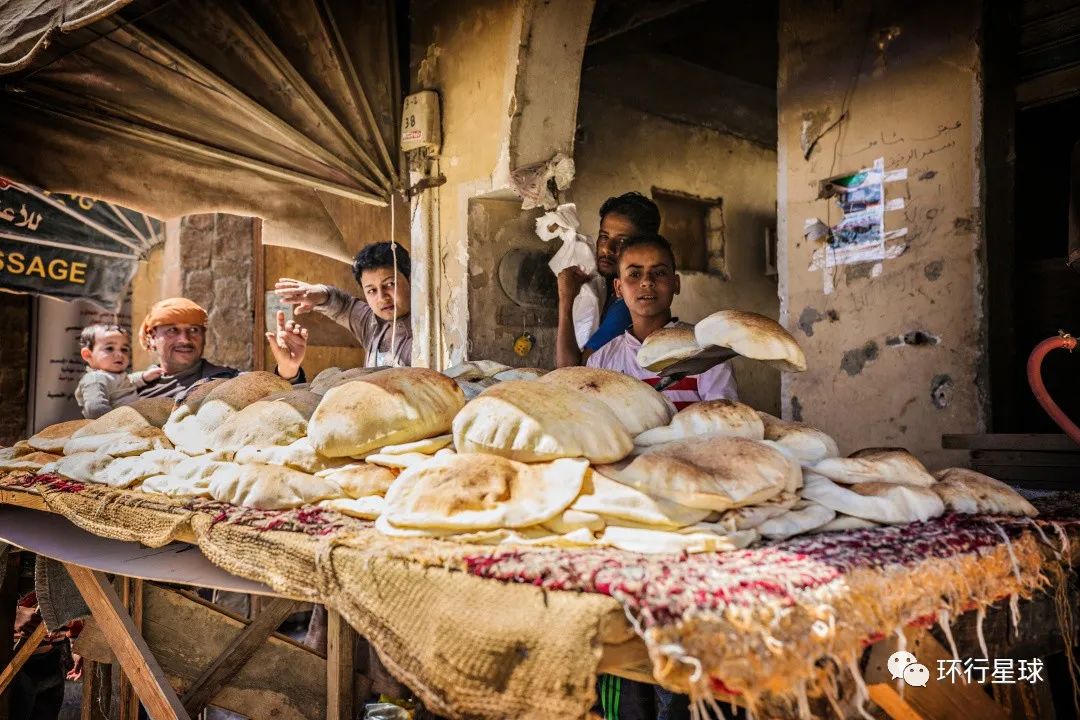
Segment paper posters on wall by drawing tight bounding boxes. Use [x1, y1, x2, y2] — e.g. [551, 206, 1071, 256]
[808, 158, 909, 293]
[30, 295, 132, 432]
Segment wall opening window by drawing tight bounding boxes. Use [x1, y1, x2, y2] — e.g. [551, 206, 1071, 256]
[651, 188, 727, 277]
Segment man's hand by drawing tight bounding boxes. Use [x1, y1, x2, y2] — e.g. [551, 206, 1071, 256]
[274, 278, 328, 316]
[142, 366, 164, 382]
[266, 310, 308, 380]
[557, 266, 591, 303]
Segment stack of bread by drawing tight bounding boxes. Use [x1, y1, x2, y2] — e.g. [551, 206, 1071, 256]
[0, 309, 1036, 554]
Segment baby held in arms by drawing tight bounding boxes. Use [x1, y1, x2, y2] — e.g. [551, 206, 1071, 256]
[75, 324, 163, 419]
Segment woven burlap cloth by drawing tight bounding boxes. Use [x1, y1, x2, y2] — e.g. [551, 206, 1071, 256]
[191, 515, 620, 719]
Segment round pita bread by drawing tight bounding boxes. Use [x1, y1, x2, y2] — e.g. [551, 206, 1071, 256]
[165, 373, 292, 454]
[599, 525, 758, 554]
[635, 399, 764, 447]
[537, 367, 674, 437]
[810, 448, 934, 487]
[932, 468, 1037, 517]
[2, 451, 61, 471]
[309, 366, 390, 395]
[64, 427, 173, 457]
[694, 310, 806, 372]
[371, 434, 453, 456]
[455, 377, 498, 400]
[366, 448, 456, 470]
[0, 442, 33, 462]
[756, 412, 839, 465]
[452, 380, 633, 463]
[800, 472, 944, 524]
[636, 326, 701, 372]
[73, 398, 175, 438]
[98, 449, 188, 488]
[319, 495, 386, 519]
[596, 436, 798, 512]
[308, 368, 465, 458]
[757, 501, 836, 540]
[234, 437, 349, 474]
[317, 463, 397, 499]
[543, 508, 605, 534]
[383, 454, 586, 530]
[576, 469, 712, 528]
[208, 462, 343, 510]
[211, 390, 321, 452]
[42, 451, 114, 483]
[810, 514, 880, 534]
[446, 360, 511, 380]
[28, 420, 91, 453]
[493, 367, 547, 382]
[715, 491, 799, 531]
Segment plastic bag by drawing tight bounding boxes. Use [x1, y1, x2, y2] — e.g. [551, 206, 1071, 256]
[364, 702, 411, 720]
[536, 204, 603, 349]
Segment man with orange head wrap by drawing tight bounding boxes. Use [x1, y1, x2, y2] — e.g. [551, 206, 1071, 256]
[137, 298, 307, 399]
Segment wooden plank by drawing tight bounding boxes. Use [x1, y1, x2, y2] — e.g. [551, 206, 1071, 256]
[865, 627, 1009, 720]
[866, 684, 927, 720]
[326, 610, 355, 720]
[971, 450, 1080, 467]
[970, 465, 1080, 488]
[181, 597, 300, 716]
[0, 487, 49, 511]
[0, 623, 46, 695]
[943, 434, 1078, 451]
[118, 578, 136, 720]
[0, 551, 18, 720]
[74, 586, 327, 720]
[81, 660, 109, 720]
[64, 564, 191, 720]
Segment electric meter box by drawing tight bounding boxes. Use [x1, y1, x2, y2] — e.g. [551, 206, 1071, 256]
[401, 91, 441, 152]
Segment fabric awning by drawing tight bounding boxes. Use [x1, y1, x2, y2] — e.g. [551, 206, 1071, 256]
[0, 0, 402, 262]
[0, 176, 163, 308]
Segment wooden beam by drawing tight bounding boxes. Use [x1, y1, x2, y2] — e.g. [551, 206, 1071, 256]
[942, 433, 1077, 451]
[181, 597, 300, 716]
[326, 610, 355, 720]
[0, 551, 19, 720]
[865, 627, 1009, 720]
[0, 623, 46, 695]
[64, 564, 191, 720]
[81, 660, 109, 720]
[74, 585, 327, 720]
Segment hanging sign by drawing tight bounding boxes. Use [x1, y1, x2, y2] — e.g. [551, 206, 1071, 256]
[0, 177, 163, 309]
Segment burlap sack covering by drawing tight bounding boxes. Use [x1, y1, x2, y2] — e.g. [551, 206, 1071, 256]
[190, 514, 619, 719]
[34, 475, 194, 547]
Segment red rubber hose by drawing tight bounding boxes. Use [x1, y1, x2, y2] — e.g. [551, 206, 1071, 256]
[1026, 331, 1080, 444]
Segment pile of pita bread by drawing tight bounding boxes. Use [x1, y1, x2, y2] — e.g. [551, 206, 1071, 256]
[0, 309, 1036, 553]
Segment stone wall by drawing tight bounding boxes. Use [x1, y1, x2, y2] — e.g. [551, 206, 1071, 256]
[0, 293, 31, 444]
[177, 214, 256, 371]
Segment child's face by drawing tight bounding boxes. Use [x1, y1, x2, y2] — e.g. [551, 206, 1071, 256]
[80, 330, 131, 373]
[614, 244, 680, 319]
[360, 267, 411, 322]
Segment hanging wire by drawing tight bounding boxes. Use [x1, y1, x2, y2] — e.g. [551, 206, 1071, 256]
[389, 193, 398, 366]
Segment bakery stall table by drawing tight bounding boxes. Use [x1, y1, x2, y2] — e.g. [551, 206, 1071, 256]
[1, 472, 1078, 720]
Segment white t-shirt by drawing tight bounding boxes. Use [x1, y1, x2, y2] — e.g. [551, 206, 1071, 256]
[586, 321, 738, 410]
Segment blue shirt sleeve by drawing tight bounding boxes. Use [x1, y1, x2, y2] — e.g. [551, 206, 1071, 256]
[584, 298, 632, 351]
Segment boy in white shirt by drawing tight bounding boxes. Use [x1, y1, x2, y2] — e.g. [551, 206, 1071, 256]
[587, 234, 737, 408]
[75, 324, 163, 419]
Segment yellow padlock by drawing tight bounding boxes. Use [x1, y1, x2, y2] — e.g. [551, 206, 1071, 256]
[513, 332, 535, 357]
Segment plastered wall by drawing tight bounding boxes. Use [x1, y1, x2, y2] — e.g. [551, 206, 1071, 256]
[409, 0, 593, 367]
[573, 95, 781, 413]
[777, 0, 985, 467]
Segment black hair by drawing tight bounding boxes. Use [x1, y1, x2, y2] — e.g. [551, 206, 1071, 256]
[618, 233, 677, 271]
[80, 324, 129, 351]
[352, 242, 411, 286]
[599, 192, 661, 235]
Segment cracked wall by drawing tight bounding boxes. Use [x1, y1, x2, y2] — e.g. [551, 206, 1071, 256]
[777, 0, 986, 468]
[410, 0, 594, 367]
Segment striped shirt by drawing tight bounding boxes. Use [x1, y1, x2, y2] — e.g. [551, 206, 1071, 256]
[586, 321, 738, 409]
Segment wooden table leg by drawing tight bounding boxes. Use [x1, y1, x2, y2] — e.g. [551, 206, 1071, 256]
[63, 565, 190, 720]
[0, 551, 18, 720]
[327, 610, 355, 720]
[0, 623, 46, 695]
